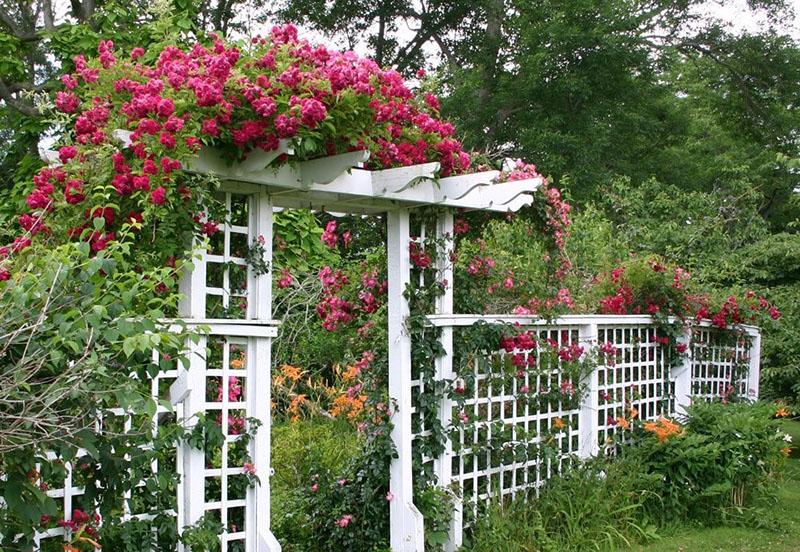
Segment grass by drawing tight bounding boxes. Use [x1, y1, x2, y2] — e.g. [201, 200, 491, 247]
[637, 418, 800, 552]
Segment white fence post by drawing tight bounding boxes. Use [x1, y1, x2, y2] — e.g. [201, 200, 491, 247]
[747, 329, 761, 400]
[176, 242, 208, 546]
[432, 212, 461, 552]
[387, 208, 425, 552]
[251, 190, 281, 552]
[673, 326, 692, 417]
[578, 323, 599, 458]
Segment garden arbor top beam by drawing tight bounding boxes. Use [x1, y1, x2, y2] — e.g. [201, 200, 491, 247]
[185, 147, 542, 214]
[45, 133, 542, 214]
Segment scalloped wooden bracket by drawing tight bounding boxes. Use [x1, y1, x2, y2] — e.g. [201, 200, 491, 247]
[371, 162, 440, 195]
[298, 150, 370, 187]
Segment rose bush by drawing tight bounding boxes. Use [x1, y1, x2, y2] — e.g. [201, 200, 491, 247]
[0, 23, 476, 281]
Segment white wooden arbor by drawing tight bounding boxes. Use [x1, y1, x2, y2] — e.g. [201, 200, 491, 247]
[179, 145, 543, 552]
[33, 141, 763, 552]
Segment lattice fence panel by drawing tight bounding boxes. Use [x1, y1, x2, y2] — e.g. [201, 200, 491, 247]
[205, 192, 251, 319]
[427, 326, 584, 525]
[33, 352, 181, 551]
[32, 189, 269, 551]
[690, 327, 752, 401]
[200, 336, 253, 552]
[595, 325, 673, 451]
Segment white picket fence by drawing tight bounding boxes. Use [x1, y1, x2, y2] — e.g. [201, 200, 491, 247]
[409, 314, 761, 549]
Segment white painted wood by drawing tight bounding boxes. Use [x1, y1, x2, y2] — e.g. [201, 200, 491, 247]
[372, 162, 440, 194]
[181, 335, 208, 531]
[673, 326, 693, 416]
[248, 189, 281, 550]
[299, 150, 370, 186]
[431, 212, 462, 552]
[424, 314, 765, 331]
[165, 322, 278, 338]
[387, 208, 425, 552]
[578, 323, 599, 458]
[747, 331, 761, 399]
[175, 239, 208, 548]
[251, 190, 274, 321]
[235, 141, 291, 174]
[258, 531, 282, 552]
[184, 150, 537, 213]
[501, 194, 536, 212]
[425, 314, 663, 327]
[38, 147, 60, 165]
[437, 170, 500, 196]
[250, 336, 279, 550]
[112, 128, 133, 146]
[169, 370, 191, 405]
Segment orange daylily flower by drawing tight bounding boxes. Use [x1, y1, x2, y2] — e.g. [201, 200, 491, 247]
[615, 416, 630, 430]
[553, 417, 567, 430]
[331, 393, 367, 419]
[287, 394, 308, 420]
[643, 416, 683, 442]
[775, 406, 791, 418]
[342, 364, 360, 381]
[281, 364, 302, 382]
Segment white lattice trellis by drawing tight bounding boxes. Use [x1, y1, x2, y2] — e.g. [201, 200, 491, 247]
[33, 352, 181, 551]
[173, 184, 279, 552]
[33, 138, 765, 552]
[690, 326, 758, 401]
[421, 314, 761, 549]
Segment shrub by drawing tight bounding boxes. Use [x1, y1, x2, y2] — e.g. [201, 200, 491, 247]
[468, 402, 789, 550]
[0, 239, 191, 550]
[272, 426, 393, 552]
[271, 418, 361, 549]
[466, 458, 658, 551]
[621, 401, 787, 525]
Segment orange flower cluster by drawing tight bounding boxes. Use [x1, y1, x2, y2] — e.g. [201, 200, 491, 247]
[281, 364, 303, 382]
[615, 405, 639, 430]
[643, 416, 683, 443]
[331, 393, 367, 419]
[552, 417, 567, 430]
[287, 394, 307, 422]
[775, 406, 791, 418]
[342, 363, 361, 381]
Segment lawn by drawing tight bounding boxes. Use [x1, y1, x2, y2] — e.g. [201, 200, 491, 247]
[638, 419, 800, 552]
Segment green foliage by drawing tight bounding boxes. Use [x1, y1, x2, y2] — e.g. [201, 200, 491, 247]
[597, 176, 768, 281]
[273, 210, 337, 273]
[469, 402, 791, 550]
[455, 216, 552, 313]
[563, 202, 625, 281]
[467, 458, 658, 551]
[641, 457, 800, 551]
[0, 238, 193, 549]
[415, 485, 457, 550]
[271, 419, 392, 552]
[622, 401, 787, 525]
[180, 513, 225, 552]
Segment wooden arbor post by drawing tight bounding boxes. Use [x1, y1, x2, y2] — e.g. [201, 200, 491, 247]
[179, 148, 542, 552]
[387, 208, 460, 551]
[387, 208, 425, 551]
[173, 187, 281, 552]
